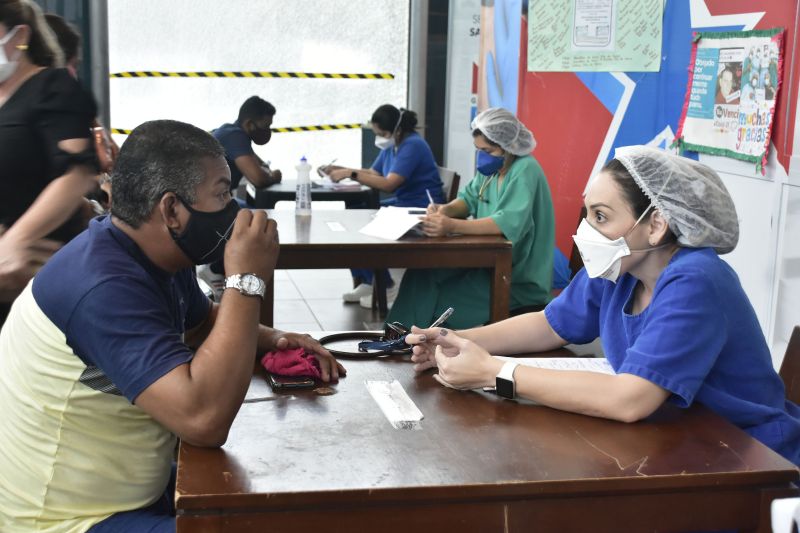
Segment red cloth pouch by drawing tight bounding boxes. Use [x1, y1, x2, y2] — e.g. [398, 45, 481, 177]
[260, 348, 321, 379]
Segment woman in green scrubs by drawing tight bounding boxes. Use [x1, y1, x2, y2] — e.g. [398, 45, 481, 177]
[387, 108, 555, 329]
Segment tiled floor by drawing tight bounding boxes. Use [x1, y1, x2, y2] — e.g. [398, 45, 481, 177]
[272, 268, 384, 332]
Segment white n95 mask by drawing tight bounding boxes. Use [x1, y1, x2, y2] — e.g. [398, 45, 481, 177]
[572, 202, 668, 283]
[374, 136, 395, 150]
[572, 219, 631, 282]
[0, 26, 21, 84]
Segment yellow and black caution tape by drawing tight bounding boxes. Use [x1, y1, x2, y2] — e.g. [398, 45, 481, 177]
[271, 123, 362, 133]
[110, 71, 394, 80]
[111, 123, 363, 136]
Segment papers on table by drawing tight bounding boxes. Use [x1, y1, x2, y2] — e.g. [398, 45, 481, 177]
[496, 356, 615, 374]
[482, 357, 614, 396]
[358, 206, 426, 240]
[313, 176, 362, 191]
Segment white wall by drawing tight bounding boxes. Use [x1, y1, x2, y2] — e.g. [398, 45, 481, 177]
[108, 0, 409, 175]
[444, 0, 481, 188]
[700, 72, 800, 369]
[767, 74, 800, 368]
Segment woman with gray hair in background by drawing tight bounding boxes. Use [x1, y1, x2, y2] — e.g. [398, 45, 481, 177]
[407, 146, 800, 466]
[387, 107, 555, 329]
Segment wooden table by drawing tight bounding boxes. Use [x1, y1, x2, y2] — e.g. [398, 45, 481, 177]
[262, 209, 513, 323]
[245, 179, 379, 209]
[176, 353, 799, 533]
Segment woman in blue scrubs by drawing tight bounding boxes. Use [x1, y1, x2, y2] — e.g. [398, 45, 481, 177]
[405, 146, 800, 466]
[324, 104, 445, 306]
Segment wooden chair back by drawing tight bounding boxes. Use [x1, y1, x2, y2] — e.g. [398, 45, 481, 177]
[437, 166, 461, 203]
[779, 326, 800, 404]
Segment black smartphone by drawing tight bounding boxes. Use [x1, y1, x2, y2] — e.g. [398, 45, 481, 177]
[266, 372, 316, 391]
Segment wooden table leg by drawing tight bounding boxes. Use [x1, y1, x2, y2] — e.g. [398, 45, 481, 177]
[489, 249, 513, 323]
[374, 268, 388, 316]
[260, 276, 274, 327]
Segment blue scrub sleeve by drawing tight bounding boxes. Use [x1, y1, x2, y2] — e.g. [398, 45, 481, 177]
[66, 278, 196, 403]
[616, 270, 727, 407]
[371, 149, 387, 174]
[387, 141, 422, 180]
[544, 269, 603, 344]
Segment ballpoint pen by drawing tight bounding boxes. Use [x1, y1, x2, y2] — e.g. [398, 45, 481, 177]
[429, 307, 454, 328]
[318, 158, 338, 179]
[426, 188, 435, 206]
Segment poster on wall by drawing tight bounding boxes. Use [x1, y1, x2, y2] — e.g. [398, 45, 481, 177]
[673, 28, 784, 172]
[444, 0, 482, 187]
[527, 0, 662, 72]
[478, 0, 521, 112]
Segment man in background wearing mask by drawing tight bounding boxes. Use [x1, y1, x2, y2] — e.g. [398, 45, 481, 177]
[213, 95, 282, 195]
[205, 96, 282, 294]
[0, 120, 344, 533]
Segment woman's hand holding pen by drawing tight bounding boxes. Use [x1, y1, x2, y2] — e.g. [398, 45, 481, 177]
[432, 331, 501, 390]
[406, 327, 501, 389]
[328, 168, 352, 182]
[405, 326, 453, 371]
[404, 308, 455, 371]
[317, 162, 344, 178]
[420, 211, 453, 237]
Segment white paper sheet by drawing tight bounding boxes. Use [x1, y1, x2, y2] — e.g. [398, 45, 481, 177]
[482, 357, 614, 395]
[358, 206, 425, 240]
[495, 356, 615, 374]
[313, 177, 362, 191]
[325, 221, 346, 232]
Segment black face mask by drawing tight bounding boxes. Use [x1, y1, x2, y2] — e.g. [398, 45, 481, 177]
[249, 124, 272, 145]
[170, 196, 240, 265]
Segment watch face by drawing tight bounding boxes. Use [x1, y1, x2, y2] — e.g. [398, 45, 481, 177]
[495, 378, 514, 399]
[240, 275, 263, 293]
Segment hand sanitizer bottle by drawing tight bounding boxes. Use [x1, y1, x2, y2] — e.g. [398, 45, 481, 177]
[295, 156, 312, 216]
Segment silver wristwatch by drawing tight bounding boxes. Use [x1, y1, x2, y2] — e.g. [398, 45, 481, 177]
[223, 273, 266, 299]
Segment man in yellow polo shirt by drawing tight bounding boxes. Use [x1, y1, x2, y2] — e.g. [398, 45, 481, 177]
[0, 120, 344, 532]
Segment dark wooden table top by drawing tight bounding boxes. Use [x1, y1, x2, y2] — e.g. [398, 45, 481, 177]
[261, 179, 372, 195]
[176, 352, 799, 516]
[268, 209, 513, 250]
[260, 209, 514, 324]
[247, 179, 379, 209]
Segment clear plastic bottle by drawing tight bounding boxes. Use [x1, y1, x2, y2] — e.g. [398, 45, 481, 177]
[295, 156, 312, 216]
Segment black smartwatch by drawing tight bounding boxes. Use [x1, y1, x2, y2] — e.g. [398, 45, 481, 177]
[495, 361, 519, 399]
[350, 170, 358, 181]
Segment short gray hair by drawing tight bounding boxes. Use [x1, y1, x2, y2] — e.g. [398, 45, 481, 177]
[110, 120, 226, 228]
